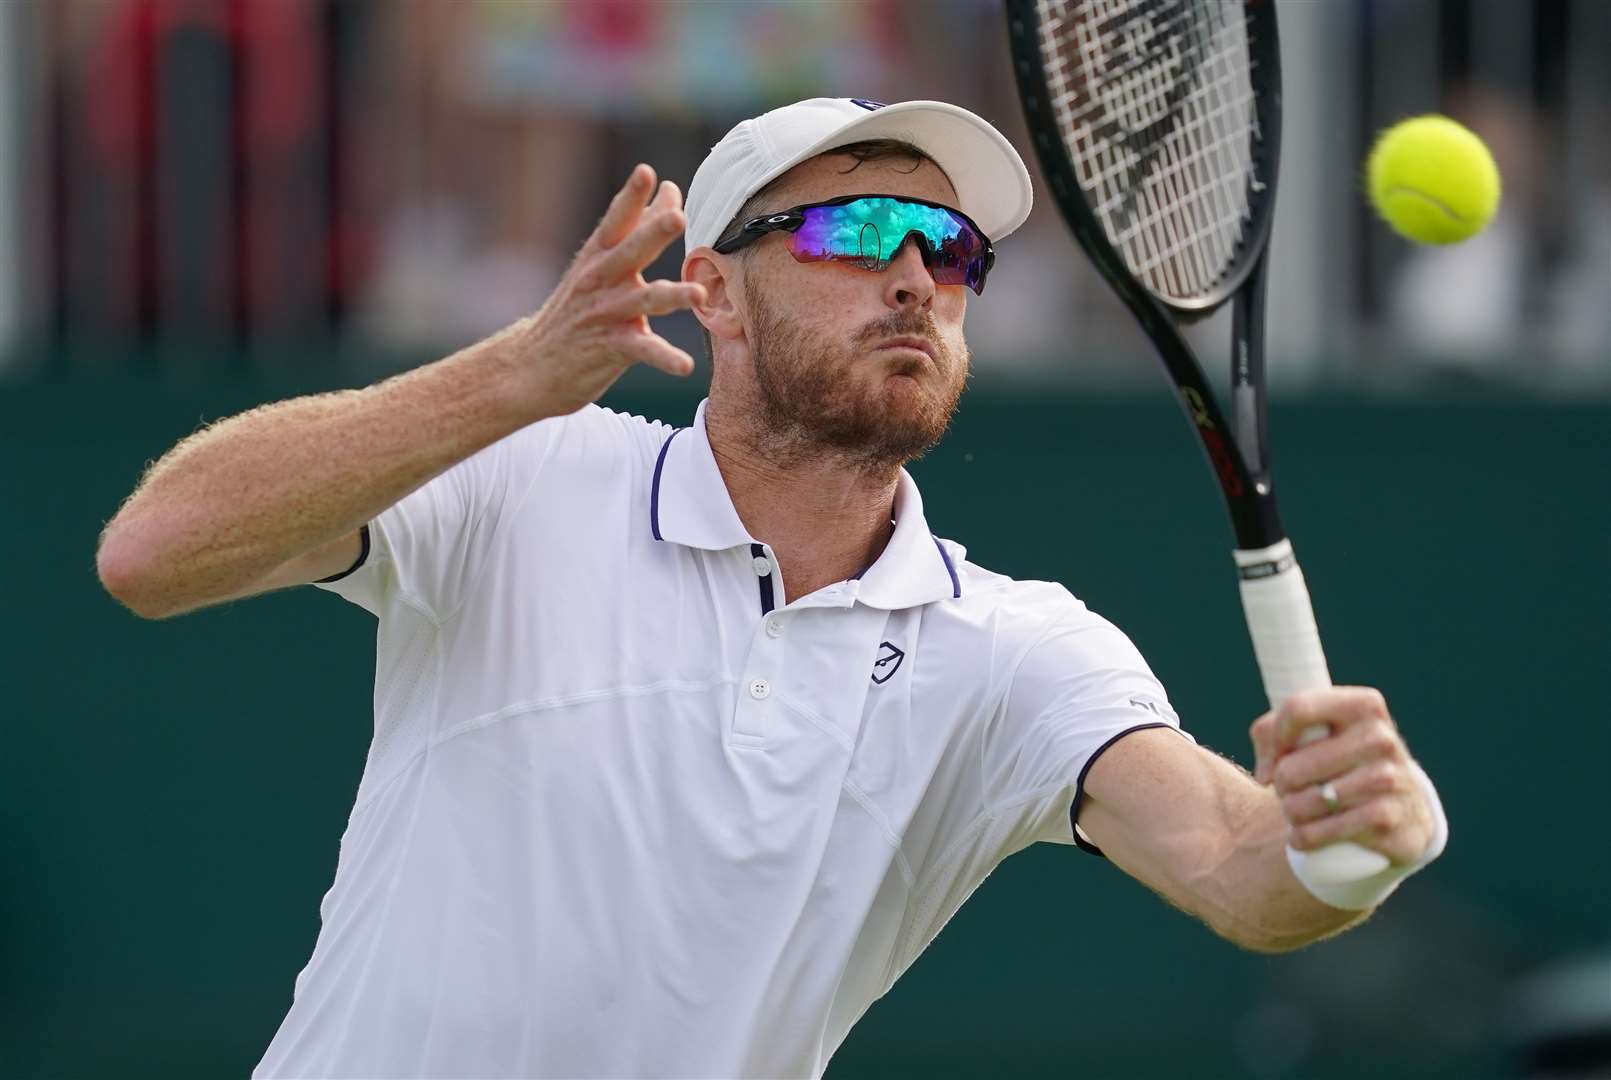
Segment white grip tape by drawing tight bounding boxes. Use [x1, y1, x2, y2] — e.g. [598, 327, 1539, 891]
[1283, 760, 1449, 910]
[1234, 540, 1392, 884]
[1233, 539, 1330, 705]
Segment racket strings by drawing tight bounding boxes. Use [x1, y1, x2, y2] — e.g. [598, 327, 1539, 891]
[1035, 0, 1261, 301]
[1060, 0, 1251, 286]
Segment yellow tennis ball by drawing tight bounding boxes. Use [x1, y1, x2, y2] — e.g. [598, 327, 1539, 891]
[1366, 115, 1501, 245]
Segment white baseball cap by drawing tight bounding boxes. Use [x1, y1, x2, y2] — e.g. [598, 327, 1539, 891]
[684, 97, 1034, 256]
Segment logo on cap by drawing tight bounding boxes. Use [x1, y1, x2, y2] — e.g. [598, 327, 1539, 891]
[850, 99, 887, 111]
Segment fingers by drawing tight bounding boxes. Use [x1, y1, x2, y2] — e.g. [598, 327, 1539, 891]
[1251, 686, 1393, 784]
[577, 277, 702, 374]
[1289, 798, 1398, 853]
[1269, 710, 1405, 794]
[1249, 686, 1432, 866]
[627, 332, 698, 377]
[599, 280, 706, 319]
[1279, 759, 1407, 827]
[595, 201, 688, 281]
[599, 277, 705, 319]
[1249, 706, 1326, 784]
[1288, 791, 1418, 860]
[1249, 709, 1279, 784]
[590, 165, 659, 252]
[1277, 687, 1391, 749]
[527, 168, 700, 394]
[650, 176, 683, 212]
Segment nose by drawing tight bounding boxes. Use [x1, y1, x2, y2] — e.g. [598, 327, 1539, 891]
[882, 234, 936, 312]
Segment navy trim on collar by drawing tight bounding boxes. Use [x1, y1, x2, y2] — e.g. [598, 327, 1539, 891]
[650, 428, 684, 542]
[931, 535, 961, 599]
[648, 400, 963, 608]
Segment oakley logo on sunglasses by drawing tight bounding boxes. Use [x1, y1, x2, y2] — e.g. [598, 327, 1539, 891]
[712, 194, 996, 296]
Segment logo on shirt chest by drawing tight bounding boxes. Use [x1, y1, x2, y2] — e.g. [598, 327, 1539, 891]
[871, 641, 905, 684]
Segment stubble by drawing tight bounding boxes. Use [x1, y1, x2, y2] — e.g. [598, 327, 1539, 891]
[747, 290, 970, 474]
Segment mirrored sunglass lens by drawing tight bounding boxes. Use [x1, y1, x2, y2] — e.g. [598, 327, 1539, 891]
[789, 199, 988, 293]
[789, 200, 890, 263]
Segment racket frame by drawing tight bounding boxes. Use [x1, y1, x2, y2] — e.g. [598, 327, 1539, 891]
[1006, 0, 1396, 884]
[1004, 0, 1285, 550]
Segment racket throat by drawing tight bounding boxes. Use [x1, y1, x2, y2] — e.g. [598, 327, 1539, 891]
[1230, 250, 1273, 498]
[1233, 382, 1265, 478]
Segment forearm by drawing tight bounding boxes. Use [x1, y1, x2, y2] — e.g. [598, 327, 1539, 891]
[97, 323, 552, 618]
[1082, 708, 1444, 955]
[1192, 792, 1369, 953]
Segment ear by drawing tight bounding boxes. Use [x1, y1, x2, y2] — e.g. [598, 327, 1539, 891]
[682, 249, 745, 347]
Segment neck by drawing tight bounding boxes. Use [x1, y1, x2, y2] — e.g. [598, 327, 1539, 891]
[704, 397, 900, 605]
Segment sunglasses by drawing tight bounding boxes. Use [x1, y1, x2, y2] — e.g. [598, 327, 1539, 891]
[712, 194, 996, 295]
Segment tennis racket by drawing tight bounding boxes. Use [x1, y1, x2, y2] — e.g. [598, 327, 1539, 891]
[1005, 0, 1389, 884]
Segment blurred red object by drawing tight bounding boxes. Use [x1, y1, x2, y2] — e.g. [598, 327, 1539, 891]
[67, 0, 367, 342]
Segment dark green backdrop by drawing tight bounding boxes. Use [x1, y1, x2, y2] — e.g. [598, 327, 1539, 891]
[3, 360, 1606, 1079]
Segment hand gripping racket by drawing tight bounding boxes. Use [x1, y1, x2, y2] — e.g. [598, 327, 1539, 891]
[1005, 0, 1390, 883]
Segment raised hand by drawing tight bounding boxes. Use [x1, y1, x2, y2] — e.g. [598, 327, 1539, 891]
[504, 164, 708, 418]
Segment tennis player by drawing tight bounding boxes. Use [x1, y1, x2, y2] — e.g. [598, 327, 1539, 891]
[97, 98, 1447, 1079]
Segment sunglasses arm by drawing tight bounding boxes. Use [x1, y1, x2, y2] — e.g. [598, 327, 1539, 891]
[712, 210, 806, 255]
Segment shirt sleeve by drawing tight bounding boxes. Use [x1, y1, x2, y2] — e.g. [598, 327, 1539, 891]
[981, 600, 1195, 856]
[311, 413, 562, 621]
[889, 594, 1198, 981]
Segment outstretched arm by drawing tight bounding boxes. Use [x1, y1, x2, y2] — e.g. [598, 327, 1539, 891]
[1074, 687, 1442, 953]
[97, 166, 704, 620]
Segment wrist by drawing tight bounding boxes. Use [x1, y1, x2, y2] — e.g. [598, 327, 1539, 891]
[452, 319, 567, 426]
[1287, 759, 1448, 910]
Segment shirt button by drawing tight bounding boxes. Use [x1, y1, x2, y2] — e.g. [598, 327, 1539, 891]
[748, 678, 771, 700]
[764, 615, 785, 638]
[751, 555, 773, 576]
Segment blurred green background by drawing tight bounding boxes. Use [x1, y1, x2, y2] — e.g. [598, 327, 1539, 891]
[3, 361, 1605, 1079]
[3, 0, 1607, 1074]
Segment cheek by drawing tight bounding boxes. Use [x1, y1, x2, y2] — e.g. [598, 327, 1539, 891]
[937, 292, 969, 343]
[939, 285, 969, 318]
[774, 265, 857, 317]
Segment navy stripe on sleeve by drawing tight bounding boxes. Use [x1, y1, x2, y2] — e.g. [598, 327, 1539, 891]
[1069, 722, 1184, 857]
[315, 524, 371, 583]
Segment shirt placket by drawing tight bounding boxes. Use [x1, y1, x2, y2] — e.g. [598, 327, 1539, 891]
[731, 544, 783, 744]
[730, 544, 875, 747]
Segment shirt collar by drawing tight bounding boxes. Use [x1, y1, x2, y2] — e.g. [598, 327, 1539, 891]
[650, 400, 754, 551]
[649, 399, 963, 610]
[854, 469, 964, 609]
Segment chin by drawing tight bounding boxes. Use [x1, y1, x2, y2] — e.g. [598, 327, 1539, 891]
[869, 368, 924, 406]
[880, 374, 949, 425]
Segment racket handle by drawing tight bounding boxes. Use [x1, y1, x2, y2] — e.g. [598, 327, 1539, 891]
[1234, 541, 1392, 884]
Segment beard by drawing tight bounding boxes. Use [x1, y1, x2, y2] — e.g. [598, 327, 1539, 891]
[747, 288, 970, 473]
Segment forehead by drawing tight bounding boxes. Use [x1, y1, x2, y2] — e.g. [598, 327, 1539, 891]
[759, 152, 960, 211]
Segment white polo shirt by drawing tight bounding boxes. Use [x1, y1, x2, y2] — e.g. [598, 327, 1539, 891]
[254, 399, 1189, 1080]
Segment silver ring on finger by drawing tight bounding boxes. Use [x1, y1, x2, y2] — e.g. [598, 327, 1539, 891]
[1318, 780, 1342, 815]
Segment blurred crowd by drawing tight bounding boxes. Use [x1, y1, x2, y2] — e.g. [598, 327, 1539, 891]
[1, 0, 1605, 390]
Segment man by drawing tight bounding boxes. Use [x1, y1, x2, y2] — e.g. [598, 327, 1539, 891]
[97, 98, 1446, 1079]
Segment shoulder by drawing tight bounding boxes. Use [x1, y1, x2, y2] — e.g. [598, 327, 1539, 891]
[513, 401, 673, 450]
[940, 543, 1103, 636]
[921, 544, 1134, 664]
[924, 542, 1143, 676]
[503, 403, 676, 475]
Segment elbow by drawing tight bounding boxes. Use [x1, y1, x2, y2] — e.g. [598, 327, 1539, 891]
[96, 528, 174, 620]
[1216, 914, 1362, 955]
[1235, 932, 1311, 955]
[1205, 917, 1312, 954]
